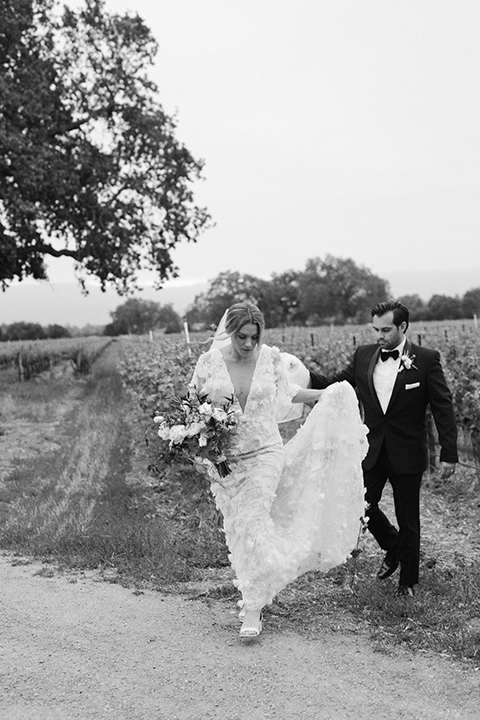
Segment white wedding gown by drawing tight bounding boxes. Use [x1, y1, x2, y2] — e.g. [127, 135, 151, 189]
[192, 344, 368, 612]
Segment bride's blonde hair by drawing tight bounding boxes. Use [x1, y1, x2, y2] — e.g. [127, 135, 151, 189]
[225, 301, 265, 341]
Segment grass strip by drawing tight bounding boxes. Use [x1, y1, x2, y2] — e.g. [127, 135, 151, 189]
[0, 347, 191, 583]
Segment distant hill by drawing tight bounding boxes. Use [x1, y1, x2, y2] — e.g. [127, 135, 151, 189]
[0, 281, 209, 328]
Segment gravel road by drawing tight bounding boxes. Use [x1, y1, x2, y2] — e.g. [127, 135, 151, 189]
[1, 555, 479, 720]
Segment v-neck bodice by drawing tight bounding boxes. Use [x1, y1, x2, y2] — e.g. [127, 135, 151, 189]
[219, 346, 262, 413]
[191, 344, 299, 455]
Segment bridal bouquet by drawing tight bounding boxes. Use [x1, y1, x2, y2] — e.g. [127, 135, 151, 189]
[154, 386, 239, 477]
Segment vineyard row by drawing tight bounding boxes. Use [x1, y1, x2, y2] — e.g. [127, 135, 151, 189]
[0, 337, 113, 380]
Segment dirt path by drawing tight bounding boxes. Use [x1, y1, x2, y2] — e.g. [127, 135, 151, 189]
[1, 555, 479, 720]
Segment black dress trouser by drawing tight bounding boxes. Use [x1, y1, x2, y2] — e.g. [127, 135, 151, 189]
[363, 442, 423, 587]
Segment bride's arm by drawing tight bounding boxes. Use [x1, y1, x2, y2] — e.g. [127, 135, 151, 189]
[190, 351, 210, 391]
[273, 348, 324, 409]
[292, 387, 324, 404]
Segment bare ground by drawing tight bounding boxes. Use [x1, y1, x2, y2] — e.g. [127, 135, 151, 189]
[1, 554, 479, 720]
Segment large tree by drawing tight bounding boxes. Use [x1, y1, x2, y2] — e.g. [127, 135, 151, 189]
[297, 255, 390, 324]
[426, 294, 463, 321]
[2, 321, 45, 340]
[187, 271, 271, 328]
[0, 0, 209, 292]
[266, 270, 305, 326]
[462, 287, 480, 318]
[396, 294, 426, 322]
[186, 258, 390, 328]
[105, 298, 181, 335]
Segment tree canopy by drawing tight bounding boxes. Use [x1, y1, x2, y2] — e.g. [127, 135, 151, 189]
[104, 298, 182, 335]
[187, 256, 391, 328]
[186, 271, 272, 328]
[0, 0, 209, 292]
[296, 255, 390, 325]
[461, 288, 480, 318]
[425, 294, 464, 321]
[185, 256, 480, 329]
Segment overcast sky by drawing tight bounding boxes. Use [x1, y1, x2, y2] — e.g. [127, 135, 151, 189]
[49, 0, 480, 297]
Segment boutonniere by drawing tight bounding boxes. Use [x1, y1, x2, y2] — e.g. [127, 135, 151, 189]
[399, 351, 418, 372]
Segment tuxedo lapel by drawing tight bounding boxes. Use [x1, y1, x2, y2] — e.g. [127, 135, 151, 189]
[402, 339, 413, 358]
[367, 346, 383, 413]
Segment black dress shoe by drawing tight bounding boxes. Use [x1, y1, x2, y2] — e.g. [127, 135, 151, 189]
[398, 585, 415, 598]
[376, 550, 399, 580]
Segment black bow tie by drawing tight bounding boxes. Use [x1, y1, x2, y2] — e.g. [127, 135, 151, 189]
[381, 349, 400, 362]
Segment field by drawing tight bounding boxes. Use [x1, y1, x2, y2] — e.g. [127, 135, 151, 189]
[0, 322, 479, 665]
[0, 336, 112, 380]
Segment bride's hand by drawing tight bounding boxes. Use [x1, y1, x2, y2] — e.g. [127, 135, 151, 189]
[292, 388, 324, 405]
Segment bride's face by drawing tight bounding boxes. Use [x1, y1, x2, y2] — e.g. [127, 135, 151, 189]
[231, 323, 260, 358]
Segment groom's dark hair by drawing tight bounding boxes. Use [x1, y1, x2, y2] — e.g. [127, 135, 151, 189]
[371, 300, 409, 331]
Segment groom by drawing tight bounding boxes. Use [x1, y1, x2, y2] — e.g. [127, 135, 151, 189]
[309, 300, 458, 597]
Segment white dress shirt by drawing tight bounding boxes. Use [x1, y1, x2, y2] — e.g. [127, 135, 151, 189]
[372, 339, 406, 413]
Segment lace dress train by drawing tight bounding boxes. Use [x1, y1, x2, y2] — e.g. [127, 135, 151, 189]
[192, 345, 368, 612]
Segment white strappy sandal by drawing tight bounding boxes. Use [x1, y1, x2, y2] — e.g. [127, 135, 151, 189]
[237, 599, 245, 621]
[239, 612, 263, 639]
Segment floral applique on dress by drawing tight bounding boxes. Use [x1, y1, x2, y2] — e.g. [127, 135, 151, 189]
[192, 345, 368, 611]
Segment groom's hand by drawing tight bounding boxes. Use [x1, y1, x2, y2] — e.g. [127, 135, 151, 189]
[440, 462, 456, 480]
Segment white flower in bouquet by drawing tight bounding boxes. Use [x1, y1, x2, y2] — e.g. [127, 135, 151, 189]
[212, 407, 228, 422]
[185, 420, 205, 437]
[198, 402, 213, 417]
[168, 424, 188, 445]
[156, 424, 171, 441]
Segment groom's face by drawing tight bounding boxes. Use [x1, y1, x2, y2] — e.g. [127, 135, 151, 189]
[372, 311, 406, 350]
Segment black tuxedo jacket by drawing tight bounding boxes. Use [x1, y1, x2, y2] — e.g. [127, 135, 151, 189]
[310, 340, 458, 474]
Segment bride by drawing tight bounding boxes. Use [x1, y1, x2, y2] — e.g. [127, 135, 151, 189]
[191, 301, 368, 639]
